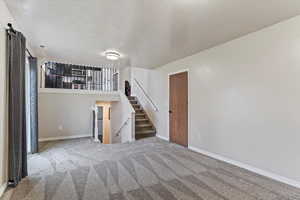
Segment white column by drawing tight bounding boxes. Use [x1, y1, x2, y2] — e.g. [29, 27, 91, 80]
[94, 105, 100, 142]
[131, 112, 135, 142]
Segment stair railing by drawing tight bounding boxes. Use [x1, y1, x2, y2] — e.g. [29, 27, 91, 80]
[133, 78, 159, 112]
[115, 117, 131, 137]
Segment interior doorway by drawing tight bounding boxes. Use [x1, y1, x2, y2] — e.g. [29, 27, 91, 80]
[94, 101, 111, 144]
[169, 71, 188, 147]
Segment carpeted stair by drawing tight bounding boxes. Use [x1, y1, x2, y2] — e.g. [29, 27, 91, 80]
[128, 96, 156, 140]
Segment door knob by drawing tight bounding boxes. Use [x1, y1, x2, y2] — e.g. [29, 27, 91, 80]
[169, 110, 173, 114]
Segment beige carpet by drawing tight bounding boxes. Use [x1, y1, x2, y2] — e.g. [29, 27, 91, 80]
[1, 137, 300, 200]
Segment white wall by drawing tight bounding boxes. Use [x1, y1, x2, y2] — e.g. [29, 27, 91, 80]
[38, 91, 120, 140]
[111, 92, 135, 143]
[0, 22, 8, 196]
[132, 15, 300, 186]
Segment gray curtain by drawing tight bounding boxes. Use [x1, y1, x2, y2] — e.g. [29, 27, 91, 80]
[7, 29, 27, 187]
[29, 57, 38, 153]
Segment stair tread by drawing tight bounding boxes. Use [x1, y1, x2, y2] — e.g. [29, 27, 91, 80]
[136, 118, 148, 121]
[136, 123, 152, 128]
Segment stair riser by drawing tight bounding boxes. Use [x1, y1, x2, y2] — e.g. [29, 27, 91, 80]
[135, 120, 149, 125]
[135, 133, 156, 140]
[135, 110, 144, 114]
[135, 113, 146, 118]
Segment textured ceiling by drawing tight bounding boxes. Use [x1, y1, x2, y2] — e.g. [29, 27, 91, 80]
[4, 0, 300, 68]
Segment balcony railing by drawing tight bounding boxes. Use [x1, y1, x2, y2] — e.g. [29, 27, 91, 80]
[40, 62, 119, 92]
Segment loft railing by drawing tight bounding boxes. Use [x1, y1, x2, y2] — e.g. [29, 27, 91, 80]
[40, 62, 119, 92]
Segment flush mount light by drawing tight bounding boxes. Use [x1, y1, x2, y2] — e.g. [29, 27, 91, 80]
[105, 50, 121, 61]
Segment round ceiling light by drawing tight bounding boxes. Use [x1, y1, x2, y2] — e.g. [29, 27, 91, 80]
[105, 50, 121, 61]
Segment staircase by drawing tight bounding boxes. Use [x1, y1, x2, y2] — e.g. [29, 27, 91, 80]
[128, 96, 156, 140]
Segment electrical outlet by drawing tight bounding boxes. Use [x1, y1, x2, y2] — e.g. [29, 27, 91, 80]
[58, 125, 63, 131]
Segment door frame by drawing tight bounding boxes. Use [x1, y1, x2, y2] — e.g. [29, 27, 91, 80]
[95, 101, 111, 144]
[168, 69, 190, 147]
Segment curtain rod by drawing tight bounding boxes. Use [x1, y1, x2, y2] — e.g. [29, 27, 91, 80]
[26, 48, 33, 58]
[7, 23, 34, 58]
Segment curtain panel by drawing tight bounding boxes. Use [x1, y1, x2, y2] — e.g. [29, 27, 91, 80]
[6, 29, 27, 187]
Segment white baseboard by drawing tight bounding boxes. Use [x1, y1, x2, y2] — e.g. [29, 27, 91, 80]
[0, 183, 7, 198]
[156, 134, 169, 141]
[188, 146, 300, 189]
[39, 135, 91, 142]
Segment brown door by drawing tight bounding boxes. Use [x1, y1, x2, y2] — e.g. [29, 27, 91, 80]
[169, 71, 188, 147]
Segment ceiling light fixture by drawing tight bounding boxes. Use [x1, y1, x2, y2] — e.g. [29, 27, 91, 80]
[105, 50, 121, 61]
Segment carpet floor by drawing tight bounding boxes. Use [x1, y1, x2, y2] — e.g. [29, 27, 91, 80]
[1, 137, 300, 200]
